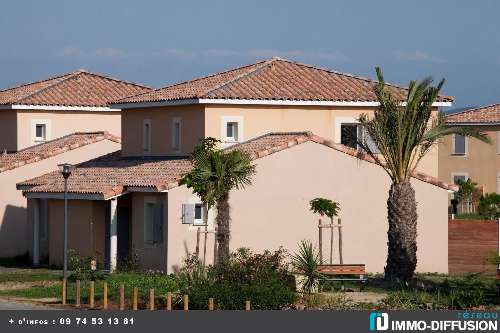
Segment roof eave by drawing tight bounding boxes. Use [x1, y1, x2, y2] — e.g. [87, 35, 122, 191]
[113, 98, 452, 109]
[0, 104, 121, 112]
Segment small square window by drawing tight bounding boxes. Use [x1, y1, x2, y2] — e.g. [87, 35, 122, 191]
[453, 135, 466, 155]
[35, 124, 46, 141]
[452, 174, 468, 185]
[194, 204, 203, 220]
[226, 122, 238, 141]
[340, 124, 359, 149]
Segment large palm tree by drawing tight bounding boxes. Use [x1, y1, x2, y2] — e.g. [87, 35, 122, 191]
[181, 143, 256, 264]
[357, 68, 490, 282]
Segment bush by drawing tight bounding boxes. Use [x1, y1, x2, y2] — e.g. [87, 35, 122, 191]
[106, 272, 179, 298]
[178, 248, 297, 310]
[478, 193, 500, 220]
[67, 250, 104, 281]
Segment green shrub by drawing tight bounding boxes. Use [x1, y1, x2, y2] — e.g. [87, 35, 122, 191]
[178, 248, 297, 310]
[454, 213, 486, 220]
[106, 272, 179, 298]
[478, 193, 500, 220]
[67, 250, 104, 281]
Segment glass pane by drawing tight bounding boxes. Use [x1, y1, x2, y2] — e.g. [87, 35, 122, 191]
[226, 123, 234, 138]
[194, 204, 202, 220]
[145, 203, 155, 243]
[173, 122, 180, 149]
[454, 135, 465, 154]
[340, 124, 358, 149]
[36, 124, 45, 139]
[453, 175, 466, 184]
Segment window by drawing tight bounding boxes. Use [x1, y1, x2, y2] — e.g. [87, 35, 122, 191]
[35, 124, 46, 142]
[144, 199, 164, 245]
[221, 116, 244, 145]
[182, 203, 206, 225]
[452, 172, 468, 185]
[143, 119, 151, 153]
[226, 122, 238, 141]
[172, 118, 181, 152]
[340, 123, 359, 149]
[453, 134, 466, 155]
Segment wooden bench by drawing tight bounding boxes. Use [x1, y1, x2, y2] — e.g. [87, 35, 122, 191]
[317, 264, 367, 290]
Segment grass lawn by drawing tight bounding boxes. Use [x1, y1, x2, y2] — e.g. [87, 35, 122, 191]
[0, 268, 498, 310]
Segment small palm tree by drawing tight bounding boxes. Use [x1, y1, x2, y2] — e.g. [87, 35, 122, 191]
[357, 68, 490, 282]
[291, 240, 322, 295]
[309, 198, 341, 264]
[181, 141, 256, 264]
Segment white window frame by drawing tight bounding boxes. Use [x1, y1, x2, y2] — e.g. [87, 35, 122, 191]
[31, 119, 51, 143]
[171, 117, 182, 153]
[220, 116, 244, 146]
[193, 203, 206, 226]
[143, 119, 152, 154]
[451, 172, 469, 185]
[452, 134, 467, 156]
[335, 116, 358, 144]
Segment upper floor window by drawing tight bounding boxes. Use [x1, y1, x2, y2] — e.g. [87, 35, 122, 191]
[172, 118, 181, 152]
[340, 123, 360, 149]
[221, 116, 244, 145]
[35, 124, 47, 142]
[32, 119, 50, 143]
[452, 134, 466, 155]
[143, 119, 151, 154]
[226, 122, 239, 142]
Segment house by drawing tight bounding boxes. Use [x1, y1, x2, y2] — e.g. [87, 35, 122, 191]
[0, 132, 120, 259]
[112, 57, 452, 177]
[18, 132, 455, 273]
[17, 58, 455, 273]
[0, 70, 151, 152]
[438, 104, 500, 193]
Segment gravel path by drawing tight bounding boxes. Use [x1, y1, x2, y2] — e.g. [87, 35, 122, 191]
[0, 298, 57, 310]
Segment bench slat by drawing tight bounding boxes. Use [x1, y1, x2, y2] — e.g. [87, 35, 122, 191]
[317, 264, 366, 275]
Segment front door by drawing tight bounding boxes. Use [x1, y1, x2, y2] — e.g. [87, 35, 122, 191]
[117, 206, 131, 266]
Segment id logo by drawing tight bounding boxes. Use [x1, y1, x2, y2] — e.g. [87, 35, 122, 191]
[369, 312, 389, 331]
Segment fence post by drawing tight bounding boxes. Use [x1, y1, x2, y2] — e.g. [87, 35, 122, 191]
[245, 300, 251, 311]
[338, 218, 343, 265]
[103, 282, 108, 310]
[183, 294, 189, 311]
[166, 292, 172, 311]
[75, 280, 81, 308]
[149, 289, 155, 311]
[89, 281, 95, 309]
[61, 278, 67, 305]
[195, 227, 201, 257]
[119, 283, 125, 310]
[208, 298, 214, 310]
[132, 287, 138, 311]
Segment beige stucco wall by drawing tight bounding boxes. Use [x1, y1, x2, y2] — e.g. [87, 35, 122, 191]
[44, 200, 106, 267]
[438, 126, 500, 193]
[167, 141, 449, 274]
[16, 110, 121, 151]
[0, 139, 120, 258]
[0, 110, 18, 152]
[204, 104, 439, 177]
[121, 105, 205, 157]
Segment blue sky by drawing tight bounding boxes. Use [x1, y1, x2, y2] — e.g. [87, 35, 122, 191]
[1, 0, 499, 108]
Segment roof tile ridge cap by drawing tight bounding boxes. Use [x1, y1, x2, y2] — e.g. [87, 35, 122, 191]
[201, 58, 278, 98]
[116, 59, 271, 103]
[446, 103, 500, 118]
[0, 70, 78, 95]
[16, 70, 84, 104]
[281, 58, 453, 101]
[77, 70, 153, 90]
[411, 170, 456, 190]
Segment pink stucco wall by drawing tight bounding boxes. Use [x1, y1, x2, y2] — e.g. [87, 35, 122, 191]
[167, 141, 449, 273]
[1, 139, 120, 258]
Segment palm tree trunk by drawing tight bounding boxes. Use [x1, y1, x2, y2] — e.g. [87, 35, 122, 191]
[215, 193, 231, 263]
[385, 181, 418, 282]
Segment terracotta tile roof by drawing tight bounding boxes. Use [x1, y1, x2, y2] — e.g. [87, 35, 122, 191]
[116, 58, 453, 104]
[0, 132, 120, 173]
[446, 104, 500, 124]
[19, 132, 456, 198]
[0, 70, 151, 107]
